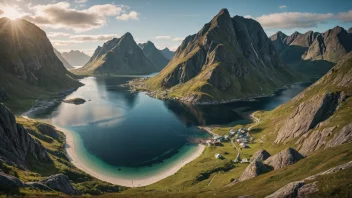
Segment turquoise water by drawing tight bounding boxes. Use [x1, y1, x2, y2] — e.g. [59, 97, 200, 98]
[27, 76, 311, 183]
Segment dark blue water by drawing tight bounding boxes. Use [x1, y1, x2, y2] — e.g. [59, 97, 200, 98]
[28, 76, 311, 168]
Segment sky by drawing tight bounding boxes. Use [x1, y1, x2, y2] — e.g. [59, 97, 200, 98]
[0, 0, 351, 56]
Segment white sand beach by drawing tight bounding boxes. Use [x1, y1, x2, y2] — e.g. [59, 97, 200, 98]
[57, 126, 205, 187]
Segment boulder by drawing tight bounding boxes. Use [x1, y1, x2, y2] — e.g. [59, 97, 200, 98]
[264, 148, 304, 170]
[239, 160, 272, 181]
[250, 150, 271, 162]
[297, 181, 319, 197]
[40, 174, 80, 195]
[265, 181, 305, 198]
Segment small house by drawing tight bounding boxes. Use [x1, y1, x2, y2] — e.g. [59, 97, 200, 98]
[240, 142, 247, 148]
[215, 153, 222, 159]
[224, 135, 230, 141]
[213, 135, 224, 142]
[240, 158, 249, 163]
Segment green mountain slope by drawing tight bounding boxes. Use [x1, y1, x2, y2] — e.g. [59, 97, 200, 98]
[0, 18, 82, 112]
[140, 9, 297, 104]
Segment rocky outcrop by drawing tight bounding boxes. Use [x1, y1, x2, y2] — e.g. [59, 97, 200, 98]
[139, 41, 169, 69]
[161, 47, 174, 60]
[77, 33, 158, 75]
[264, 148, 304, 170]
[275, 92, 347, 143]
[36, 123, 60, 140]
[239, 160, 272, 181]
[265, 181, 305, 198]
[265, 161, 352, 198]
[298, 123, 352, 155]
[39, 174, 80, 195]
[250, 149, 271, 162]
[145, 9, 296, 103]
[348, 27, 352, 33]
[54, 48, 72, 69]
[0, 172, 24, 190]
[0, 104, 51, 168]
[62, 50, 90, 66]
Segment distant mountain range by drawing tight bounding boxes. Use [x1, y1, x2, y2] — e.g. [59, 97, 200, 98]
[53, 48, 73, 69]
[160, 47, 174, 60]
[138, 41, 169, 70]
[62, 50, 90, 66]
[75, 33, 170, 75]
[270, 27, 352, 77]
[0, 18, 82, 110]
[142, 9, 296, 104]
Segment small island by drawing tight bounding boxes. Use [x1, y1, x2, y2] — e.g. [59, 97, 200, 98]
[63, 98, 86, 105]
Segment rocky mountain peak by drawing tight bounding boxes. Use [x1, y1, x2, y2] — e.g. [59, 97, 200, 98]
[270, 31, 288, 41]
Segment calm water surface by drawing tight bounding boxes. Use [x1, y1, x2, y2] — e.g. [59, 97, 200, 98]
[27, 76, 311, 178]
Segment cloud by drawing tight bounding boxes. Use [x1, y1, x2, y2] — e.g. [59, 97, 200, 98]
[47, 32, 72, 38]
[279, 5, 287, 9]
[155, 36, 171, 39]
[172, 37, 184, 41]
[74, 0, 88, 3]
[69, 34, 119, 41]
[22, 2, 133, 32]
[337, 10, 352, 22]
[256, 12, 334, 29]
[169, 46, 179, 51]
[50, 39, 84, 46]
[244, 15, 252, 19]
[116, 11, 139, 20]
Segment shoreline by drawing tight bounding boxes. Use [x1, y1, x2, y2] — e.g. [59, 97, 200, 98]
[56, 125, 205, 187]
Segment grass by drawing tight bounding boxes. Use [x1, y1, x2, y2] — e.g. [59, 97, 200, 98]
[3, 117, 124, 196]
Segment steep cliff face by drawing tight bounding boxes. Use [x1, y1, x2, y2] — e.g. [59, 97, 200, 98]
[273, 53, 352, 150]
[76, 33, 158, 75]
[0, 104, 50, 169]
[139, 41, 169, 70]
[62, 50, 90, 66]
[144, 9, 296, 103]
[303, 26, 352, 63]
[0, 18, 81, 89]
[161, 47, 174, 60]
[53, 48, 72, 69]
[270, 27, 351, 78]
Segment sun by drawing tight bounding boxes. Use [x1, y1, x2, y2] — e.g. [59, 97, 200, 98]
[2, 6, 23, 20]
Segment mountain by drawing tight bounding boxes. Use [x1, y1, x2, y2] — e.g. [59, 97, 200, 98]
[142, 9, 296, 104]
[161, 47, 174, 60]
[0, 18, 82, 111]
[61, 50, 90, 66]
[53, 48, 73, 69]
[270, 27, 352, 78]
[348, 27, 352, 33]
[138, 41, 169, 70]
[75, 33, 158, 75]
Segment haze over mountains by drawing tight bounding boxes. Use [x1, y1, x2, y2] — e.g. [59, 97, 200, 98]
[53, 48, 73, 69]
[61, 50, 90, 67]
[138, 41, 170, 70]
[143, 9, 296, 103]
[270, 27, 352, 77]
[75, 33, 169, 75]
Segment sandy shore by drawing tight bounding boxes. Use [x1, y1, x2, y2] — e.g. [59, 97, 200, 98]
[56, 126, 205, 187]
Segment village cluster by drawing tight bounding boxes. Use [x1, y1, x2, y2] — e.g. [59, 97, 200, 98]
[207, 128, 254, 163]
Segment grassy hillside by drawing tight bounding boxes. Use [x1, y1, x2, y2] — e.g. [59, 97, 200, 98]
[1, 117, 124, 196]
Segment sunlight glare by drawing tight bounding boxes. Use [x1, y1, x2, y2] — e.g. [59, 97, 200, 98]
[2, 6, 22, 20]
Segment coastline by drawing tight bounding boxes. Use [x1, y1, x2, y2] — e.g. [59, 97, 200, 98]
[56, 125, 205, 187]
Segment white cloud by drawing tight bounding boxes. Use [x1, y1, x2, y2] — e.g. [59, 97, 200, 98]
[256, 12, 334, 29]
[51, 39, 84, 46]
[69, 34, 119, 41]
[169, 46, 179, 51]
[21, 2, 134, 32]
[172, 37, 184, 41]
[244, 15, 252, 19]
[155, 36, 171, 39]
[74, 0, 88, 3]
[337, 10, 352, 22]
[116, 11, 139, 20]
[47, 32, 72, 38]
[279, 5, 287, 9]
